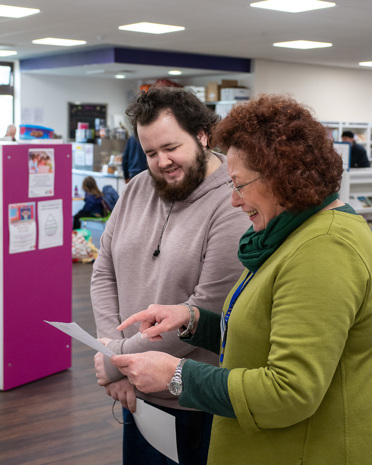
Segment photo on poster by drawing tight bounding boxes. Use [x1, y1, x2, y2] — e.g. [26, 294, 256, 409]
[38, 199, 64, 249]
[28, 148, 55, 197]
[9, 202, 36, 254]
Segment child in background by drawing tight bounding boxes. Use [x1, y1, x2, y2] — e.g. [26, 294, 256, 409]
[73, 176, 104, 230]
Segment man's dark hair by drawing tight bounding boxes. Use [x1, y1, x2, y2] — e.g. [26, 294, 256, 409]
[125, 87, 220, 146]
[342, 130, 354, 139]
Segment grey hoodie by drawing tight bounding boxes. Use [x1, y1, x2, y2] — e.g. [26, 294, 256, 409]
[91, 152, 251, 409]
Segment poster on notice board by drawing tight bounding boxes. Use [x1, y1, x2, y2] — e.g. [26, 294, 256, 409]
[38, 199, 64, 249]
[28, 148, 55, 197]
[9, 202, 36, 254]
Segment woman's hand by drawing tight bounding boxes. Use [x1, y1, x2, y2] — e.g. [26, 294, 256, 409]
[105, 378, 137, 413]
[116, 304, 199, 341]
[111, 352, 180, 394]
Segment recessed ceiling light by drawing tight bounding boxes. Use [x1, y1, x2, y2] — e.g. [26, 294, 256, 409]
[250, 0, 335, 13]
[118, 22, 185, 34]
[32, 38, 87, 47]
[359, 61, 372, 67]
[115, 74, 126, 79]
[86, 69, 105, 75]
[0, 4, 40, 18]
[168, 70, 182, 76]
[0, 50, 17, 56]
[273, 40, 332, 49]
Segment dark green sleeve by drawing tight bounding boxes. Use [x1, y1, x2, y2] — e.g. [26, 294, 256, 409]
[184, 307, 221, 354]
[179, 359, 236, 418]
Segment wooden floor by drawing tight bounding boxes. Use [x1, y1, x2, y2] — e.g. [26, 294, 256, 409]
[0, 263, 123, 465]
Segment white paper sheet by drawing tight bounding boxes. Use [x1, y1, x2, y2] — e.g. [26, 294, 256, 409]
[44, 321, 179, 462]
[38, 199, 63, 249]
[134, 399, 179, 463]
[44, 321, 115, 357]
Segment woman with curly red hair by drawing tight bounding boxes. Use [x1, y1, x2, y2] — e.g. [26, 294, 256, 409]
[110, 94, 372, 465]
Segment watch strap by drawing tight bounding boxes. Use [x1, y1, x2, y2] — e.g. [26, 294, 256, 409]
[167, 358, 187, 395]
[177, 303, 196, 339]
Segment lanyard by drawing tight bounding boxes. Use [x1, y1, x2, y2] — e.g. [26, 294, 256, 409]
[219, 271, 255, 366]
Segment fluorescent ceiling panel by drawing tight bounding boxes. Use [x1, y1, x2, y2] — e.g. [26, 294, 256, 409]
[119, 22, 185, 34]
[273, 40, 332, 49]
[0, 50, 17, 56]
[359, 61, 372, 67]
[32, 38, 87, 46]
[0, 4, 40, 17]
[115, 74, 126, 79]
[168, 70, 182, 75]
[250, 0, 336, 13]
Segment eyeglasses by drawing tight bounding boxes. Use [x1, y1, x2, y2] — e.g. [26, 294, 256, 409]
[226, 176, 262, 198]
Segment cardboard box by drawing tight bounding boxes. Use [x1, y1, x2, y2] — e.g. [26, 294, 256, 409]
[206, 82, 219, 102]
[185, 86, 206, 102]
[220, 87, 250, 101]
[221, 79, 239, 88]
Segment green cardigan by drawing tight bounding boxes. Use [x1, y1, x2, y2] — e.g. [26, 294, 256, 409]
[180, 209, 372, 465]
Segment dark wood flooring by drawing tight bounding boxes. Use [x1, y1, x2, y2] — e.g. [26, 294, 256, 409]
[0, 263, 123, 465]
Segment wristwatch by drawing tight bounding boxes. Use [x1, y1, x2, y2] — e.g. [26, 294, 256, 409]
[167, 358, 187, 396]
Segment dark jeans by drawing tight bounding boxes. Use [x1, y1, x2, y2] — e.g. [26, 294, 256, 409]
[73, 209, 96, 229]
[122, 403, 213, 465]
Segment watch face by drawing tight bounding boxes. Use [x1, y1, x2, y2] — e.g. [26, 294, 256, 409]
[168, 379, 183, 396]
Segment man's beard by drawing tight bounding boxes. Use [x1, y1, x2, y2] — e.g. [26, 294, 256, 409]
[149, 142, 207, 202]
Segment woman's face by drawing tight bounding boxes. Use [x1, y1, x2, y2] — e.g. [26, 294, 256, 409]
[227, 147, 285, 232]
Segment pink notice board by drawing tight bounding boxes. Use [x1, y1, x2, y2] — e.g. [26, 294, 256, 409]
[1, 144, 72, 390]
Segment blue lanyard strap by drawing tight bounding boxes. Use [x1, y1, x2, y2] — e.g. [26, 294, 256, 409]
[220, 271, 255, 365]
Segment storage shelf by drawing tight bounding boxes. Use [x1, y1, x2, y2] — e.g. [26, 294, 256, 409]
[347, 167, 372, 217]
[352, 192, 372, 197]
[350, 179, 372, 185]
[321, 122, 372, 158]
[205, 100, 240, 105]
[355, 207, 372, 214]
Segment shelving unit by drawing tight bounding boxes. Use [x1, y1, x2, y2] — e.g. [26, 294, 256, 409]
[348, 168, 372, 220]
[321, 121, 371, 160]
[205, 100, 247, 118]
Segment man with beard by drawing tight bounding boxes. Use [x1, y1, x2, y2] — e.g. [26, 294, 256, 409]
[91, 87, 250, 465]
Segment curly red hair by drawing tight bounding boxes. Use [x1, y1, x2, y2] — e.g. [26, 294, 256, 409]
[213, 94, 343, 211]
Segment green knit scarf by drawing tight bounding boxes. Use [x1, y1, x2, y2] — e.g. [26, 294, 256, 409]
[238, 193, 338, 272]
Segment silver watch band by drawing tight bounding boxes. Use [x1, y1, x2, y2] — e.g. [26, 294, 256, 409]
[177, 303, 196, 339]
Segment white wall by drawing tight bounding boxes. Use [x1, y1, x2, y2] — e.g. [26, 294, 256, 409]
[253, 59, 372, 122]
[20, 74, 139, 141]
[19, 60, 372, 141]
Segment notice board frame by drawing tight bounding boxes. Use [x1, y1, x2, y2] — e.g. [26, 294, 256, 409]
[0, 143, 72, 390]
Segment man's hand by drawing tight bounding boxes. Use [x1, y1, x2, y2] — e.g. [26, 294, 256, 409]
[98, 337, 113, 346]
[105, 378, 137, 413]
[94, 351, 111, 386]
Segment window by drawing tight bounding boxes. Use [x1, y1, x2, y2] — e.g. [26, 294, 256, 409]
[0, 62, 14, 137]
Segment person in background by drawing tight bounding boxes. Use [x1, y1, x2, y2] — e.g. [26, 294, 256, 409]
[111, 94, 372, 465]
[121, 135, 147, 183]
[342, 130, 371, 167]
[1, 124, 16, 141]
[92, 87, 250, 465]
[73, 176, 104, 229]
